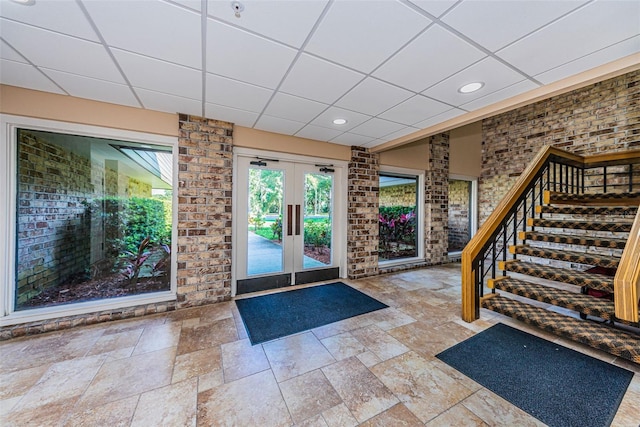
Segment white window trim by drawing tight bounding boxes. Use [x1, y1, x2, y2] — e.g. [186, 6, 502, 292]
[0, 114, 178, 327]
[378, 165, 425, 267]
[448, 174, 478, 257]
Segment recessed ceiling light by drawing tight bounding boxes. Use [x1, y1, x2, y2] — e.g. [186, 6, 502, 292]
[458, 82, 484, 94]
[333, 118, 347, 125]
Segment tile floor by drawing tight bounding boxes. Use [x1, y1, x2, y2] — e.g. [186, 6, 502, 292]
[1, 263, 639, 426]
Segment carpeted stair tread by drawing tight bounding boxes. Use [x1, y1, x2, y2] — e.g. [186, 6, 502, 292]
[545, 191, 640, 206]
[482, 295, 640, 363]
[536, 205, 638, 216]
[490, 277, 615, 320]
[511, 245, 620, 269]
[519, 231, 628, 250]
[528, 217, 632, 232]
[499, 260, 614, 292]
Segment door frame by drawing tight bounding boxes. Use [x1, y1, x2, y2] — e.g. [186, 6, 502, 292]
[232, 147, 348, 297]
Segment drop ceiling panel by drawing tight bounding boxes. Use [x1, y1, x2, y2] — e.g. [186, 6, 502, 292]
[0, 18, 125, 84]
[497, 1, 640, 77]
[349, 118, 406, 139]
[535, 36, 640, 85]
[206, 73, 272, 112]
[279, 53, 364, 104]
[422, 57, 528, 106]
[205, 102, 259, 127]
[379, 94, 452, 126]
[295, 124, 343, 142]
[43, 69, 140, 108]
[330, 132, 376, 146]
[1, 0, 100, 41]
[0, 39, 27, 63]
[305, 0, 431, 73]
[83, 0, 202, 68]
[114, 49, 201, 99]
[207, 0, 328, 48]
[206, 19, 297, 89]
[460, 80, 539, 111]
[442, 1, 587, 52]
[263, 92, 328, 123]
[335, 78, 413, 117]
[373, 25, 486, 92]
[413, 108, 466, 129]
[310, 106, 371, 132]
[0, 59, 65, 94]
[139, 89, 202, 116]
[378, 126, 421, 143]
[254, 115, 305, 135]
[407, 0, 458, 18]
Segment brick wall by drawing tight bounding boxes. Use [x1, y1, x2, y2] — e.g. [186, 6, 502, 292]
[425, 134, 450, 265]
[176, 115, 233, 307]
[347, 147, 379, 279]
[16, 130, 92, 306]
[480, 70, 640, 225]
[448, 179, 470, 252]
[380, 183, 416, 207]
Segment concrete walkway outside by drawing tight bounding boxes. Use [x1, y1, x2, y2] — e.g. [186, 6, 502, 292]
[247, 232, 325, 276]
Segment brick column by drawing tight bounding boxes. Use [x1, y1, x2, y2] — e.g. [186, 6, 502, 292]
[347, 147, 379, 279]
[425, 133, 449, 265]
[177, 115, 233, 307]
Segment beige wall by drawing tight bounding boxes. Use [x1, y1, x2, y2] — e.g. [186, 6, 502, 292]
[378, 138, 430, 170]
[233, 126, 351, 160]
[449, 121, 482, 177]
[0, 85, 178, 137]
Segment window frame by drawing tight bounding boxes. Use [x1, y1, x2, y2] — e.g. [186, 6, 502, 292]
[378, 166, 425, 267]
[0, 114, 178, 326]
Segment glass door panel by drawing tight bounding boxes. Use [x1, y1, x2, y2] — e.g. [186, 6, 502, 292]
[302, 172, 333, 269]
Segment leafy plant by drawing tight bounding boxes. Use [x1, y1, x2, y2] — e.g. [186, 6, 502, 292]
[151, 244, 171, 279]
[379, 207, 416, 259]
[121, 237, 151, 287]
[271, 216, 283, 241]
[304, 219, 331, 252]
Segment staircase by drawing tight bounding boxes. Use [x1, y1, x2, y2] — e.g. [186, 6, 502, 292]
[481, 190, 640, 363]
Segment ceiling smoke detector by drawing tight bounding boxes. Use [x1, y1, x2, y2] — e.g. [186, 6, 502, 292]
[231, 1, 244, 18]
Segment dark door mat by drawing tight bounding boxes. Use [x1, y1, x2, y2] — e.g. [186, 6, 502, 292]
[436, 323, 633, 427]
[235, 282, 388, 345]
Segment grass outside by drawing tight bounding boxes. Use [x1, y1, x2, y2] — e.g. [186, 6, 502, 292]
[251, 217, 329, 241]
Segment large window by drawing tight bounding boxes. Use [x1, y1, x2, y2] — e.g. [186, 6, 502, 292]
[6, 124, 175, 316]
[379, 171, 422, 263]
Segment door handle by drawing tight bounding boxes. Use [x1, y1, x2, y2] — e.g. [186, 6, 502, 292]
[295, 205, 301, 236]
[287, 205, 293, 236]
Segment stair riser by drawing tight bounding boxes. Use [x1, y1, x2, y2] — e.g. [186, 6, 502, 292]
[528, 218, 632, 233]
[499, 262, 614, 293]
[511, 246, 620, 269]
[519, 232, 627, 250]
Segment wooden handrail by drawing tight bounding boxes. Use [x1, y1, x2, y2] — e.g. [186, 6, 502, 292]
[614, 204, 640, 323]
[462, 145, 640, 322]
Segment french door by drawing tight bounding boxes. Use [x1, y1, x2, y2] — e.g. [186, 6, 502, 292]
[235, 154, 341, 295]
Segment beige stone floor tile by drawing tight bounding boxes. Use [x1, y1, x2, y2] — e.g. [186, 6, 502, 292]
[63, 395, 138, 427]
[296, 414, 329, 426]
[173, 346, 222, 383]
[279, 369, 342, 424]
[104, 314, 166, 334]
[77, 346, 176, 410]
[350, 324, 409, 361]
[197, 369, 225, 393]
[321, 403, 358, 427]
[132, 321, 182, 355]
[371, 351, 475, 423]
[425, 404, 489, 426]
[356, 351, 383, 368]
[197, 370, 292, 427]
[220, 338, 270, 382]
[0, 395, 23, 414]
[264, 332, 336, 382]
[389, 320, 474, 357]
[368, 307, 416, 331]
[176, 317, 237, 356]
[232, 307, 249, 340]
[199, 301, 234, 323]
[320, 332, 368, 361]
[2, 396, 77, 426]
[358, 403, 423, 426]
[322, 357, 398, 423]
[86, 328, 144, 356]
[131, 377, 198, 427]
[12, 354, 106, 411]
[462, 389, 546, 427]
[0, 363, 49, 400]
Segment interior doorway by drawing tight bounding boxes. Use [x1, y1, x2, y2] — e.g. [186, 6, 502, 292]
[448, 175, 478, 257]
